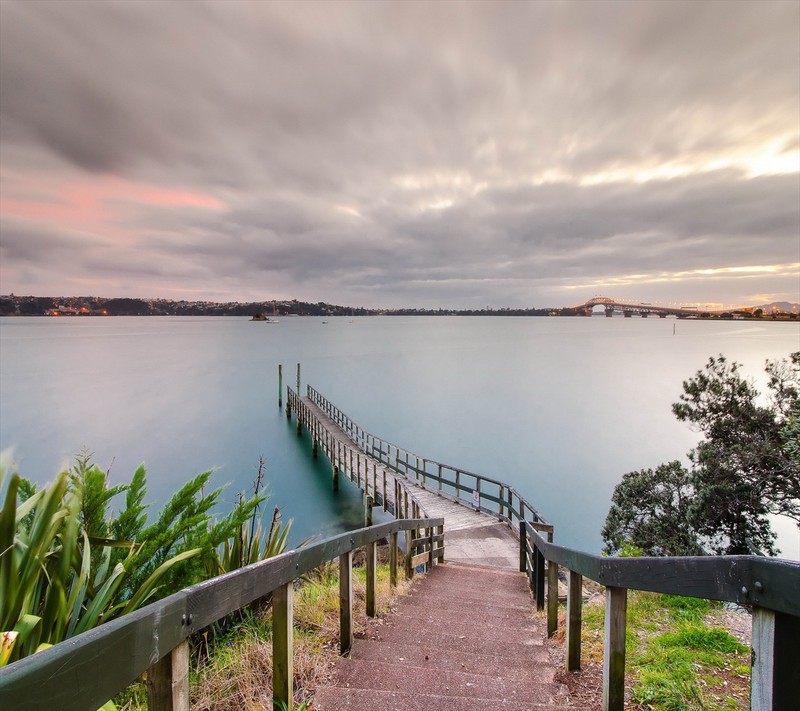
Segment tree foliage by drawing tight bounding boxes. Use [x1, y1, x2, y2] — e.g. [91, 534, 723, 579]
[603, 352, 800, 557]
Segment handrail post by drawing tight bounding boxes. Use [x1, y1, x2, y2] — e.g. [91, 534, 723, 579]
[365, 494, 374, 525]
[566, 570, 582, 671]
[547, 560, 559, 637]
[751, 607, 800, 711]
[273, 582, 294, 709]
[404, 528, 413, 579]
[498, 484, 504, 521]
[366, 541, 377, 617]
[751, 607, 775, 711]
[602, 586, 627, 711]
[519, 520, 527, 573]
[339, 551, 353, 654]
[147, 640, 190, 711]
[534, 546, 545, 611]
[428, 525, 435, 569]
[389, 531, 398, 588]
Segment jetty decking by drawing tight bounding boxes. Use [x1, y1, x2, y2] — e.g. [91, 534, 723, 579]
[287, 387, 524, 568]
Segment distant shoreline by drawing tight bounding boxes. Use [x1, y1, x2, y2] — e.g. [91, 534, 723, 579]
[1, 294, 797, 320]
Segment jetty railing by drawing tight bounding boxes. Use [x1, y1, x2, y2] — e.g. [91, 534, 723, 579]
[287, 386, 445, 576]
[305, 385, 551, 532]
[0, 517, 442, 711]
[521, 522, 800, 711]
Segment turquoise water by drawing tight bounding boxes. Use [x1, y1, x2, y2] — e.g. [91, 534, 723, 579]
[1, 315, 798, 556]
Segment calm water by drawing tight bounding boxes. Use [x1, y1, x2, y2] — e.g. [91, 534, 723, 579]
[1, 316, 798, 558]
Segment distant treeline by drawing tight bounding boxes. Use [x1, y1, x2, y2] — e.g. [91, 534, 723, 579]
[0, 295, 554, 317]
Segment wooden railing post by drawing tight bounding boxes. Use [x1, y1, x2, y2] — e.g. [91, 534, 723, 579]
[365, 495, 373, 526]
[273, 582, 294, 709]
[339, 551, 353, 655]
[519, 520, 527, 573]
[365, 541, 376, 617]
[428, 525, 435, 569]
[147, 640, 190, 711]
[547, 560, 559, 638]
[534, 546, 545, 611]
[389, 531, 398, 588]
[751, 607, 800, 711]
[566, 570, 582, 671]
[602, 586, 627, 711]
[404, 528, 413, 579]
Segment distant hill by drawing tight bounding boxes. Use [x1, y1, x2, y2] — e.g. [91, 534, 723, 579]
[756, 301, 799, 314]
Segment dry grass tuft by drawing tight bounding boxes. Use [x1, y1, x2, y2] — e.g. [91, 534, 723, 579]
[189, 549, 411, 710]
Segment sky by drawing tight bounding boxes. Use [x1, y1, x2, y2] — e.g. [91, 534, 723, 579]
[1, 0, 798, 310]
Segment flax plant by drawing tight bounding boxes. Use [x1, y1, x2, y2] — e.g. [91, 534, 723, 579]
[0, 451, 291, 667]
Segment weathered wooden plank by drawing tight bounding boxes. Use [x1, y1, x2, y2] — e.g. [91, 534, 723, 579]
[389, 531, 398, 588]
[339, 551, 353, 655]
[273, 582, 293, 710]
[602, 587, 627, 711]
[751, 607, 775, 711]
[365, 541, 376, 618]
[547, 561, 559, 638]
[772, 611, 800, 711]
[566, 570, 582, 672]
[147, 639, 189, 711]
[534, 547, 545, 611]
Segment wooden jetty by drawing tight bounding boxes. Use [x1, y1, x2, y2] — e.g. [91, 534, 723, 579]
[286, 384, 544, 569]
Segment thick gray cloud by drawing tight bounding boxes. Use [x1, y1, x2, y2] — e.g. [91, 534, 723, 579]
[1, 0, 798, 307]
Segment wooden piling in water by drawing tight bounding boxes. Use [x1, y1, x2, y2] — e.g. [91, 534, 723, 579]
[278, 364, 283, 408]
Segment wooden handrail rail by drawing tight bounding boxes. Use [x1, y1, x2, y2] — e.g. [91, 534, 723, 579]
[0, 517, 442, 711]
[520, 522, 800, 711]
[523, 522, 800, 615]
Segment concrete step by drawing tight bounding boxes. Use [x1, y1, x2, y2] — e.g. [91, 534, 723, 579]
[392, 595, 538, 623]
[349, 639, 553, 680]
[376, 614, 541, 643]
[406, 570, 532, 598]
[421, 564, 530, 586]
[312, 687, 581, 711]
[367, 625, 544, 657]
[330, 657, 560, 702]
[400, 578, 533, 607]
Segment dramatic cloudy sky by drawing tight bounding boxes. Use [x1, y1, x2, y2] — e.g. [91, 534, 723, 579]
[1, 1, 798, 308]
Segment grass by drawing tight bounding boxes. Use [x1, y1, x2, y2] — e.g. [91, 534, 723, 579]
[115, 551, 410, 710]
[552, 590, 751, 711]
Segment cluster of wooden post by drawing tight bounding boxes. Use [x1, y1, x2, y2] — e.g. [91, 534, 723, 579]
[520, 522, 627, 711]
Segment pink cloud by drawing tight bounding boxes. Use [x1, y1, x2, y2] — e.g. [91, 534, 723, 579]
[0, 174, 225, 240]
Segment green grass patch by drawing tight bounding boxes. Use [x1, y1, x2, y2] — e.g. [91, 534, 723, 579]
[572, 590, 751, 711]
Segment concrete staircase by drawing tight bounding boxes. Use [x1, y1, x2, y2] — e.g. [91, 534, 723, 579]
[312, 562, 582, 711]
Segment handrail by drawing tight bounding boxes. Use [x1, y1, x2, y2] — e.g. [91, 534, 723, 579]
[0, 517, 442, 711]
[523, 523, 800, 616]
[521, 522, 800, 711]
[306, 385, 551, 529]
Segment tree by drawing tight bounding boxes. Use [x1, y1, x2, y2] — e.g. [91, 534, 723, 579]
[603, 352, 799, 557]
[601, 461, 703, 556]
